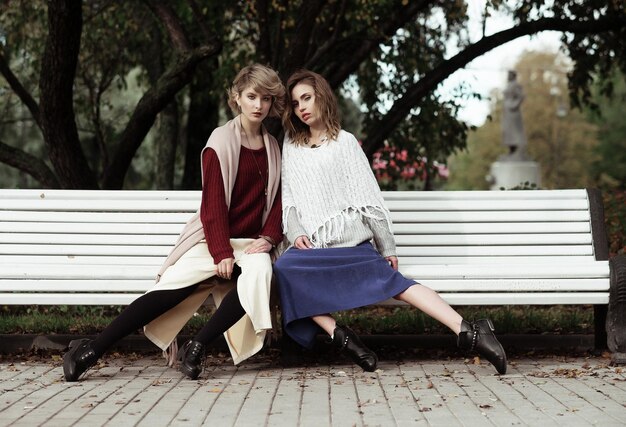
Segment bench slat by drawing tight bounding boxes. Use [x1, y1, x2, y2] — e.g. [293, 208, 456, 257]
[0, 210, 591, 224]
[0, 221, 592, 235]
[0, 222, 184, 234]
[399, 255, 596, 264]
[0, 244, 171, 256]
[0, 188, 588, 202]
[0, 232, 593, 246]
[386, 292, 609, 305]
[396, 246, 594, 256]
[386, 199, 589, 211]
[0, 292, 608, 306]
[395, 234, 592, 245]
[0, 293, 144, 305]
[0, 189, 201, 200]
[0, 278, 608, 292]
[400, 262, 609, 279]
[1, 198, 589, 212]
[0, 255, 165, 265]
[0, 211, 192, 223]
[393, 222, 591, 234]
[0, 264, 158, 279]
[0, 280, 154, 291]
[1, 200, 199, 212]
[0, 233, 178, 245]
[382, 189, 588, 200]
[0, 244, 594, 257]
[0, 255, 598, 266]
[390, 211, 590, 222]
[1, 261, 608, 280]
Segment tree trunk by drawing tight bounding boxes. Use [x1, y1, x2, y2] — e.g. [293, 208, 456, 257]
[154, 101, 179, 189]
[181, 60, 219, 190]
[39, 0, 99, 189]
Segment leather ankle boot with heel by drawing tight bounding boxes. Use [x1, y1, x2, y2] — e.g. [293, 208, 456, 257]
[458, 319, 507, 374]
[63, 338, 98, 382]
[178, 339, 206, 380]
[332, 325, 378, 372]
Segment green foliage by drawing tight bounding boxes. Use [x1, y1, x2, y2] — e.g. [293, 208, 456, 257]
[0, 304, 593, 335]
[446, 50, 601, 190]
[588, 69, 626, 189]
[334, 305, 593, 335]
[1, 1, 624, 189]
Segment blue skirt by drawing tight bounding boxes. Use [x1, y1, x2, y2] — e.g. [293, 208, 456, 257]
[274, 242, 416, 348]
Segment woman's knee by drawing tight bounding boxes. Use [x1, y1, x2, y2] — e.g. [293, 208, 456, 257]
[241, 253, 273, 275]
[394, 283, 422, 300]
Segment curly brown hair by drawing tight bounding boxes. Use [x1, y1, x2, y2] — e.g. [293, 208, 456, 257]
[227, 64, 286, 119]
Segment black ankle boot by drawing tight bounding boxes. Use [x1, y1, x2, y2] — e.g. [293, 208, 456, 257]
[178, 340, 206, 380]
[332, 325, 378, 372]
[63, 338, 98, 382]
[458, 319, 507, 375]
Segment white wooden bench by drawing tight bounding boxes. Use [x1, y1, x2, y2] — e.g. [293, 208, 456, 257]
[1, 188, 625, 361]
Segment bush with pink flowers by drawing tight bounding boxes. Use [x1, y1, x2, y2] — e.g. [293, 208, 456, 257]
[371, 141, 449, 190]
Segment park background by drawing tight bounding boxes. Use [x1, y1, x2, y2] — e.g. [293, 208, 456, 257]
[0, 0, 624, 338]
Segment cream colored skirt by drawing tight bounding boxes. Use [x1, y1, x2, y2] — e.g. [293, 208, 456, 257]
[143, 238, 273, 365]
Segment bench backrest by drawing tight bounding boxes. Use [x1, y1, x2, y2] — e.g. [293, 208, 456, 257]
[0, 188, 609, 305]
[387, 188, 606, 265]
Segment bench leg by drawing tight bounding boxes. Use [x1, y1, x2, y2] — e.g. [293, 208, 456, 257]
[279, 333, 304, 366]
[607, 254, 626, 364]
[594, 304, 607, 351]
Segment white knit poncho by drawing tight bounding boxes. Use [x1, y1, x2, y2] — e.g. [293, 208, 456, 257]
[282, 130, 393, 248]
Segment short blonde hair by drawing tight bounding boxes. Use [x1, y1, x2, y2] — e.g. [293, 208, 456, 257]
[227, 64, 285, 118]
[283, 69, 341, 146]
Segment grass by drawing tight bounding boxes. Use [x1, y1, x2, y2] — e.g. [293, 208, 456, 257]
[0, 304, 595, 335]
[334, 305, 594, 335]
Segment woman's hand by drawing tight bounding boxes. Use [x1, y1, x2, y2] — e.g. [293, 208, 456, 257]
[244, 238, 273, 254]
[216, 257, 235, 279]
[294, 235, 312, 249]
[385, 256, 398, 271]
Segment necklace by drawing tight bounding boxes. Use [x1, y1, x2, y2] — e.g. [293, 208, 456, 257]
[242, 128, 268, 196]
[307, 131, 328, 149]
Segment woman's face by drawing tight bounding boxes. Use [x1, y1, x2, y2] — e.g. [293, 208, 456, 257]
[237, 86, 273, 124]
[291, 83, 318, 127]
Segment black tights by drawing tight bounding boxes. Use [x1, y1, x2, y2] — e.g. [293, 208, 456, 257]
[91, 285, 245, 358]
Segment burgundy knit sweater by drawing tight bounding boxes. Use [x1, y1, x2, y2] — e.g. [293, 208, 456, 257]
[200, 146, 282, 263]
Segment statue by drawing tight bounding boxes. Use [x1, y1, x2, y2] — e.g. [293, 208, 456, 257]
[501, 70, 528, 160]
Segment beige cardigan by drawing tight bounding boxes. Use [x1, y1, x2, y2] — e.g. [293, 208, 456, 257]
[143, 115, 281, 363]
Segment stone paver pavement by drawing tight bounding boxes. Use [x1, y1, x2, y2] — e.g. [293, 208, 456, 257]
[1, 354, 626, 426]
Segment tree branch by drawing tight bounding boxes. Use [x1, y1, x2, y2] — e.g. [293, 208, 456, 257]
[0, 51, 41, 129]
[362, 14, 626, 157]
[321, 0, 435, 88]
[102, 43, 221, 189]
[256, 0, 272, 64]
[282, 0, 327, 75]
[187, 0, 214, 42]
[303, 0, 348, 68]
[0, 140, 60, 188]
[144, 0, 191, 51]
